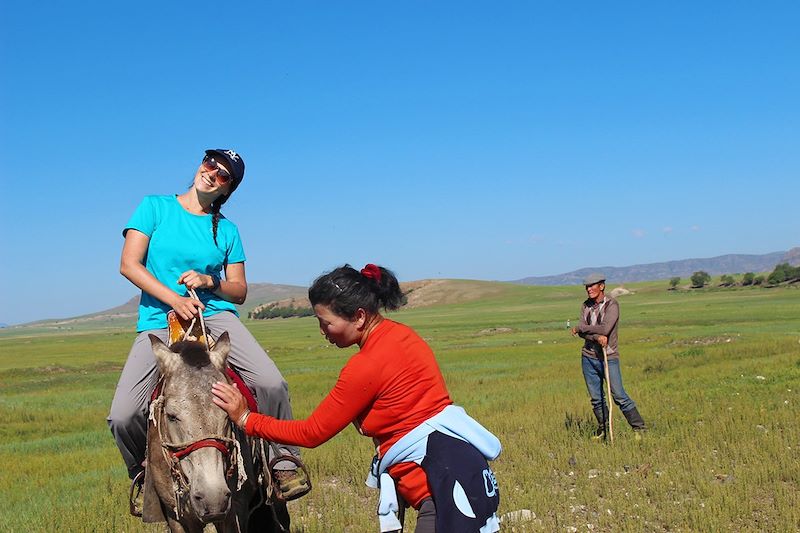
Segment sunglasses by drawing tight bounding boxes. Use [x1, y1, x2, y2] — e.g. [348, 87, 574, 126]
[202, 156, 233, 184]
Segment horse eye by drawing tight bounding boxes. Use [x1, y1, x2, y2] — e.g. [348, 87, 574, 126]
[166, 413, 180, 422]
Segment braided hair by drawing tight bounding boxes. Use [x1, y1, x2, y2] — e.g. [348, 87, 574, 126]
[308, 264, 405, 319]
[210, 194, 229, 247]
[203, 152, 242, 247]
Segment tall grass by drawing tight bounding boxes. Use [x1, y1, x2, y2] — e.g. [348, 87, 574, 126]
[0, 281, 798, 531]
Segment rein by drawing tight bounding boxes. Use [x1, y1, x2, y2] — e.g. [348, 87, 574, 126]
[182, 288, 209, 344]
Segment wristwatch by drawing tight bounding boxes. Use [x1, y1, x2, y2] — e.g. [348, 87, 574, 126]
[210, 274, 221, 292]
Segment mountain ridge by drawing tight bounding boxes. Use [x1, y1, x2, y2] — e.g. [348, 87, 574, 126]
[7, 248, 797, 328]
[512, 247, 800, 285]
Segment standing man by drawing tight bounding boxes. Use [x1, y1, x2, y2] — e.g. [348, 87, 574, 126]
[571, 273, 646, 438]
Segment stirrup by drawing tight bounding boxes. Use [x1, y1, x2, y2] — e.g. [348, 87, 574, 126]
[269, 454, 312, 502]
[129, 470, 145, 517]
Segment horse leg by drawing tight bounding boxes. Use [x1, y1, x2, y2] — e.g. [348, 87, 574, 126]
[270, 502, 291, 533]
[164, 508, 206, 533]
[165, 516, 186, 533]
[215, 512, 241, 533]
[247, 503, 289, 533]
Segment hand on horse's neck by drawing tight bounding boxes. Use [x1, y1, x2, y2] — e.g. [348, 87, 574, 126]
[178, 188, 217, 215]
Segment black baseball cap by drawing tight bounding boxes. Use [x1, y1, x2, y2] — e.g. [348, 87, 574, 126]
[205, 149, 245, 191]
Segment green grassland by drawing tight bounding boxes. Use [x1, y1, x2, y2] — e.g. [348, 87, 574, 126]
[1, 280, 798, 532]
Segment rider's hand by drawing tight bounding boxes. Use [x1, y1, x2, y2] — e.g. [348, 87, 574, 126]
[597, 335, 608, 347]
[570, 327, 578, 336]
[171, 295, 205, 321]
[212, 382, 249, 424]
[178, 270, 213, 291]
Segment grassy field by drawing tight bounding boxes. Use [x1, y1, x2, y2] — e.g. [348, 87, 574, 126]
[1, 280, 798, 532]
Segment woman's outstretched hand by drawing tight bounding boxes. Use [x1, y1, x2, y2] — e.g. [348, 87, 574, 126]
[212, 381, 249, 427]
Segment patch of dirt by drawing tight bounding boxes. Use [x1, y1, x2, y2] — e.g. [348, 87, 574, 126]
[477, 327, 514, 336]
[250, 297, 311, 315]
[401, 279, 510, 309]
[401, 280, 448, 308]
[669, 336, 737, 347]
[42, 365, 70, 373]
[609, 286, 633, 298]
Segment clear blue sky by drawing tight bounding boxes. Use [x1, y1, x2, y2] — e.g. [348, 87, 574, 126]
[1, 1, 798, 325]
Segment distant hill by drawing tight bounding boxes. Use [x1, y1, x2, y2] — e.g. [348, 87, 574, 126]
[9, 280, 521, 331]
[241, 283, 310, 311]
[513, 247, 800, 285]
[16, 283, 309, 329]
[249, 279, 518, 317]
[8, 248, 799, 329]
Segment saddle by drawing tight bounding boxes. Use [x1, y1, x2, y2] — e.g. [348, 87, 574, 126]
[132, 311, 310, 521]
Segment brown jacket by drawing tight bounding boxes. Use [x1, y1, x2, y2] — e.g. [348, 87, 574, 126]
[576, 295, 619, 359]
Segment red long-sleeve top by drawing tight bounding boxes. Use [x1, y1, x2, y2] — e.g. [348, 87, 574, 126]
[245, 319, 453, 507]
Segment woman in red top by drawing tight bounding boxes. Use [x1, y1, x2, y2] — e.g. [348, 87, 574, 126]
[212, 264, 500, 532]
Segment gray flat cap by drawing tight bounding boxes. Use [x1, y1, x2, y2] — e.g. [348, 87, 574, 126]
[583, 273, 606, 285]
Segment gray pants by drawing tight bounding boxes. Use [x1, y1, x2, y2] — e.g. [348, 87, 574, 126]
[415, 498, 436, 533]
[107, 311, 299, 479]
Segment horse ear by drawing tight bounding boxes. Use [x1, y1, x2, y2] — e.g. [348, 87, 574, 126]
[209, 331, 230, 370]
[149, 334, 180, 375]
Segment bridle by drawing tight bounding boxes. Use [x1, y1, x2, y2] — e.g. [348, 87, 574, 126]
[149, 288, 248, 520]
[150, 376, 241, 521]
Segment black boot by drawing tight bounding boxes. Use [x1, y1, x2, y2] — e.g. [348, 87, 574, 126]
[623, 407, 647, 431]
[592, 406, 608, 439]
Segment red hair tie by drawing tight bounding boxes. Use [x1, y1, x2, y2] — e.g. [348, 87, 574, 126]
[361, 263, 382, 283]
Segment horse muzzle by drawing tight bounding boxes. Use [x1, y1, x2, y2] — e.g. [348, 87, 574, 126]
[190, 484, 232, 523]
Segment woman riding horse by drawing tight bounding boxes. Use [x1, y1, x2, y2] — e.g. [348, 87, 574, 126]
[107, 149, 309, 508]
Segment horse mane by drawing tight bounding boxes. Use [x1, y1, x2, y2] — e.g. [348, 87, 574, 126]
[170, 340, 212, 369]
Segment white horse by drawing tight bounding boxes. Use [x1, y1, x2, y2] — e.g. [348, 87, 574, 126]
[144, 333, 287, 532]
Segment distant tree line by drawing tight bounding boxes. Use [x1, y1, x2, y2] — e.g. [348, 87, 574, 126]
[668, 262, 799, 290]
[249, 305, 314, 320]
[766, 262, 800, 285]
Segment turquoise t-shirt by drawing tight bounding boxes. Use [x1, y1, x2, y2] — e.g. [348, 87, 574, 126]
[124, 195, 246, 331]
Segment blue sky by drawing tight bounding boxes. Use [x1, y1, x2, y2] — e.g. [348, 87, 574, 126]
[1, 1, 798, 325]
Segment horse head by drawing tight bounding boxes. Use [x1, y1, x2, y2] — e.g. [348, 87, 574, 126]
[149, 332, 235, 524]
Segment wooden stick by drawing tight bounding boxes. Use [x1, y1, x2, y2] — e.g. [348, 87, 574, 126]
[602, 346, 614, 443]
